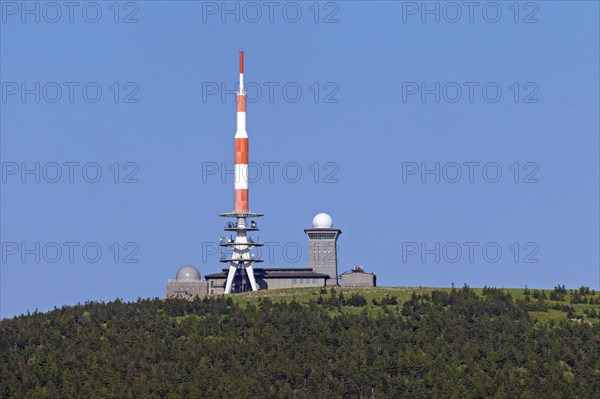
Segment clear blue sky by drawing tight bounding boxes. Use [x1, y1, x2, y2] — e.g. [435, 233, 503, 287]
[1, 1, 598, 318]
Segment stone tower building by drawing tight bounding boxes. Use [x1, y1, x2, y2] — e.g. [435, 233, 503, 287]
[304, 213, 341, 286]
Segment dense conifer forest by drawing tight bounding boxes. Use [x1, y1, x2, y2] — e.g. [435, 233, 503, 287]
[2, 286, 599, 398]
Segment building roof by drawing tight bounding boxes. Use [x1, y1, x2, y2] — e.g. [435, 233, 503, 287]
[312, 212, 333, 228]
[215, 267, 315, 272]
[340, 270, 376, 276]
[176, 265, 201, 280]
[205, 267, 329, 280]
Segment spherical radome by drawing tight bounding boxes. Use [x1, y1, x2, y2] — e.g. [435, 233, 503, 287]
[312, 212, 333, 228]
[176, 265, 201, 280]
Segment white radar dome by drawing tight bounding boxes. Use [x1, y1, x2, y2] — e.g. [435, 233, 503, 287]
[176, 265, 201, 280]
[312, 213, 333, 229]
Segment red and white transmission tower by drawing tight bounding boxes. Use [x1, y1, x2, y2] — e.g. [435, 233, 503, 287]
[219, 51, 263, 294]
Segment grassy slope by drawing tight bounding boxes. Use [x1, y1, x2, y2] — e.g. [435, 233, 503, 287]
[222, 286, 600, 322]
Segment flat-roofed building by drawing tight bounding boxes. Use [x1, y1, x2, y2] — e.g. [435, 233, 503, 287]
[204, 267, 328, 295]
[340, 265, 376, 287]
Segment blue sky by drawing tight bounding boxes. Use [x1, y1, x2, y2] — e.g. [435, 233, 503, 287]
[1, 1, 598, 318]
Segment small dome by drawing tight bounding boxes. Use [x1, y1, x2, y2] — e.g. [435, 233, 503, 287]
[176, 265, 201, 280]
[312, 212, 333, 228]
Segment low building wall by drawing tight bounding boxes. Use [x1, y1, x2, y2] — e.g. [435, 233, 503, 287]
[166, 280, 209, 299]
[340, 271, 376, 287]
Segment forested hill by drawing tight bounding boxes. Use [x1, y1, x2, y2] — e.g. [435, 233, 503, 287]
[2, 286, 600, 398]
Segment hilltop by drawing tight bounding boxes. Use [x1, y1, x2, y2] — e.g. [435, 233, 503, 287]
[233, 285, 600, 322]
[1, 285, 599, 398]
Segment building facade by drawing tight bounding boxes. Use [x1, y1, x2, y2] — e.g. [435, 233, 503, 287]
[304, 213, 341, 286]
[340, 265, 376, 287]
[166, 265, 208, 299]
[204, 267, 328, 295]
